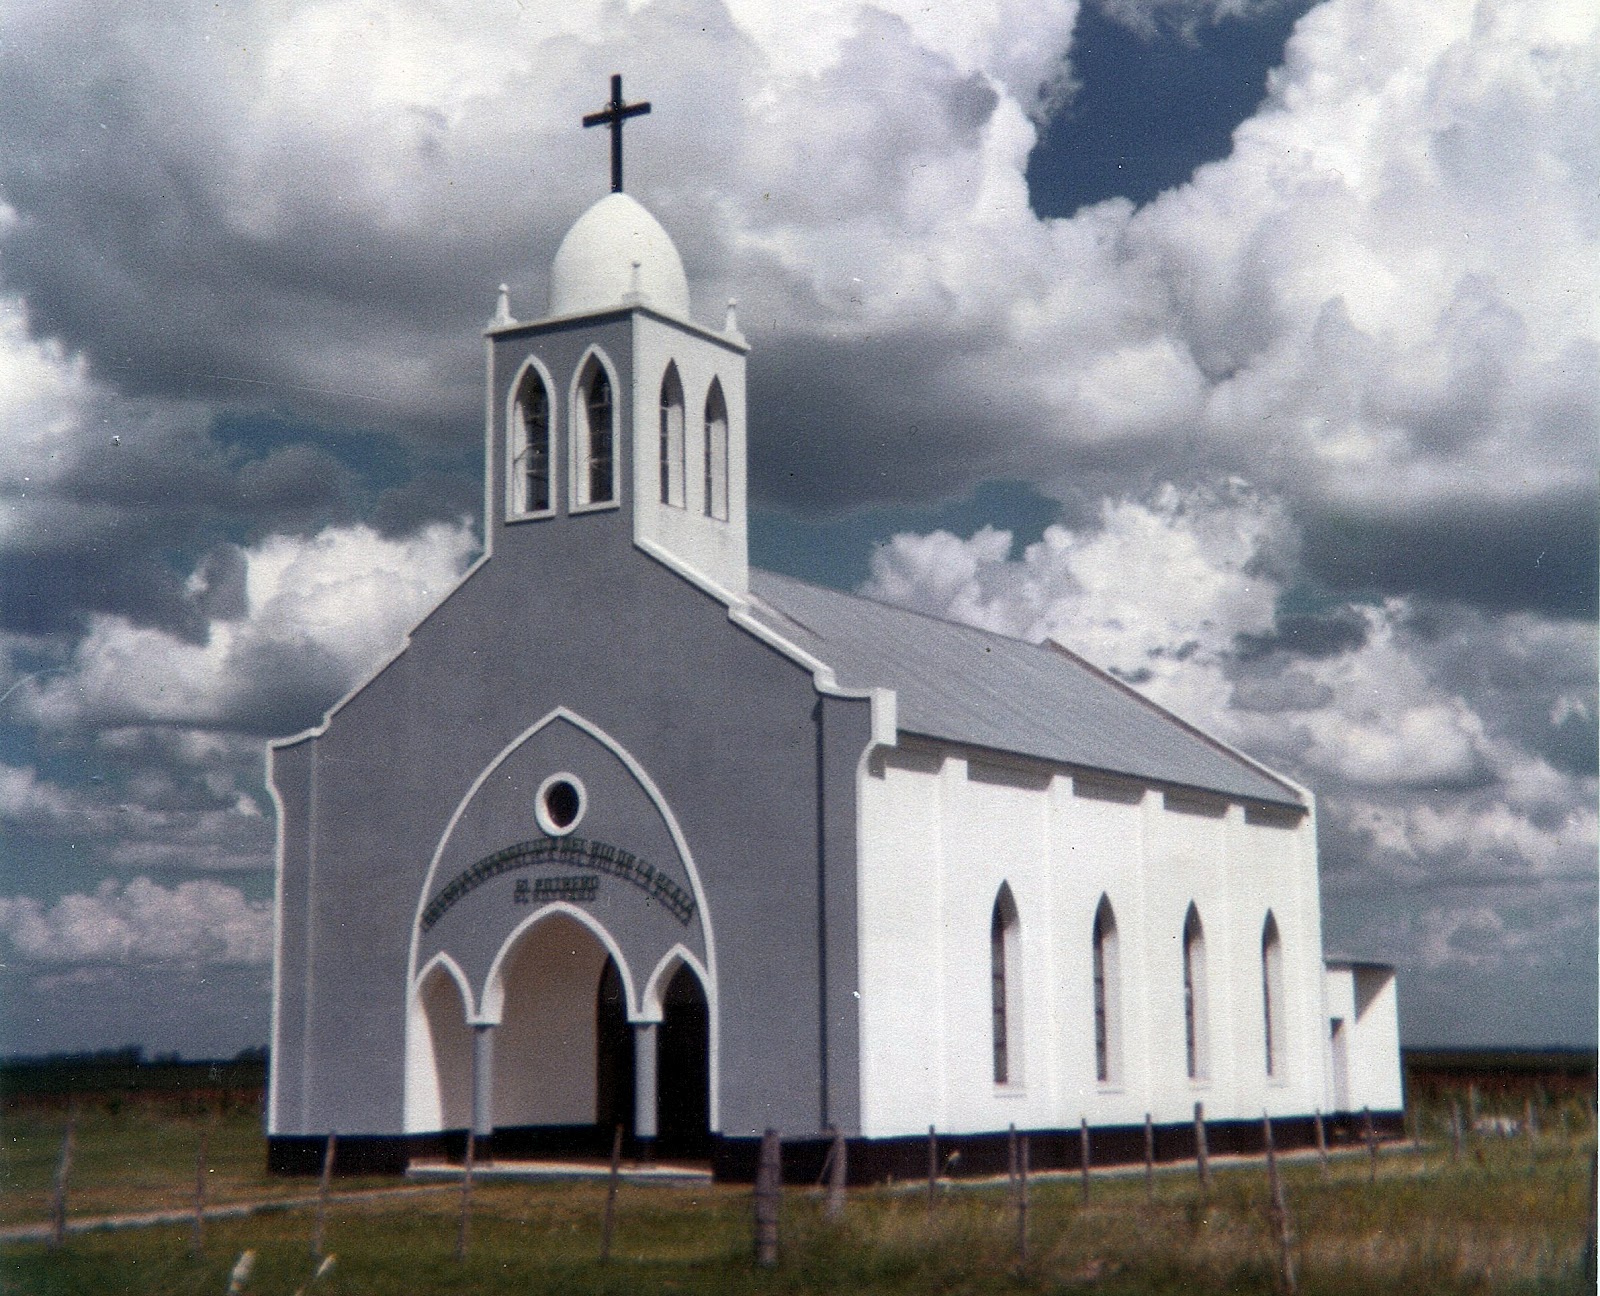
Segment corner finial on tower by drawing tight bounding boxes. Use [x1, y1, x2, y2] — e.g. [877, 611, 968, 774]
[582, 74, 651, 194]
[490, 283, 515, 327]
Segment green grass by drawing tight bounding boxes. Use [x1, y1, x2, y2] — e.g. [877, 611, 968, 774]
[0, 1103, 396, 1229]
[1, 1105, 1594, 1295]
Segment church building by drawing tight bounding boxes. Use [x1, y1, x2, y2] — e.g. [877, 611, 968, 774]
[266, 84, 1402, 1179]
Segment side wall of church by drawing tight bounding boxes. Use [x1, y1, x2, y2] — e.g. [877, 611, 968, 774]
[855, 744, 1331, 1138]
[269, 314, 872, 1142]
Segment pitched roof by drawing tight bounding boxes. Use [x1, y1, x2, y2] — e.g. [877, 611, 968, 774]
[746, 569, 1304, 810]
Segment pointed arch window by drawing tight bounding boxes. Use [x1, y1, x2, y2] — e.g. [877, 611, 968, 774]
[1183, 904, 1209, 1081]
[576, 357, 615, 506]
[1092, 896, 1121, 1085]
[659, 363, 686, 508]
[1262, 913, 1285, 1078]
[703, 378, 728, 521]
[510, 368, 552, 516]
[991, 883, 1021, 1085]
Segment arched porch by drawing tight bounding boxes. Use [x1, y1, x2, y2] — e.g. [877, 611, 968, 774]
[406, 907, 713, 1162]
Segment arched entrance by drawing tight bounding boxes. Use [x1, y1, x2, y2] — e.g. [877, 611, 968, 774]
[490, 912, 613, 1150]
[482, 916, 712, 1161]
[596, 957, 710, 1158]
[657, 963, 711, 1158]
[595, 958, 635, 1140]
[409, 961, 473, 1133]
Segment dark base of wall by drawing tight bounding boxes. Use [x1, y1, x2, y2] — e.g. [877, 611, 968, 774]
[267, 1123, 711, 1176]
[268, 1133, 442, 1176]
[268, 1110, 1405, 1181]
[714, 1109, 1407, 1186]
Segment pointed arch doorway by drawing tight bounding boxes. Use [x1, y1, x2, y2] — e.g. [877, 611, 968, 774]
[656, 963, 711, 1158]
[596, 957, 711, 1159]
[595, 958, 635, 1139]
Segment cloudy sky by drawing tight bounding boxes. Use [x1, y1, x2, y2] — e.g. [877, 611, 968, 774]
[1, 0, 1594, 1059]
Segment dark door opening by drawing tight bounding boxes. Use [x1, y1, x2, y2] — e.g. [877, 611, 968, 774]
[595, 958, 635, 1143]
[656, 964, 711, 1159]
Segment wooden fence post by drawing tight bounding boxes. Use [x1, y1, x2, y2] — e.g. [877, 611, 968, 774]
[1080, 1117, 1091, 1205]
[1016, 1134, 1030, 1267]
[48, 1108, 76, 1251]
[599, 1125, 623, 1262]
[1194, 1102, 1210, 1199]
[312, 1130, 337, 1260]
[825, 1126, 847, 1222]
[191, 1125, 209, 1258]
[926, 1125, 938, 1219]
[454, 1128, 474, 1262]
[1524, 1096, 1537, 1175]
[1583, 1144, 1596, 1288]
[1450, 1101, 1463, 1163]
[1263, 1114, 1297, 1295]
[1144, 1112, 1156, 1203]
[754, 1129, 781, 1267]
[1313, 1108, 1328, 1178]
[1363, 1107, 1377, 1185]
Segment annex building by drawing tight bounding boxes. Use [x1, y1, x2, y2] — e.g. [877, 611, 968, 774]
[267, 89, 1402, 1179]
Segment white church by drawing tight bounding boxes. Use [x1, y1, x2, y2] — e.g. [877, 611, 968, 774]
[267, 82, 1402, 1179]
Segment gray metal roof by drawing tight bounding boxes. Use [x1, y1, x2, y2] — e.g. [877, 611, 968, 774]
[747, 569, 1304, 809]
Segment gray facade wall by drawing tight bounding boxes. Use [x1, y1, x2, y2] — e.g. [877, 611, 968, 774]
[270, 309, 872, 1143]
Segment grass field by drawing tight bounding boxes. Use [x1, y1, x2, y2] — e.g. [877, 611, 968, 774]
[2, 1098, 1594, 1295]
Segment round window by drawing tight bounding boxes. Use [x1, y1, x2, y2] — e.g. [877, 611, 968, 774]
[536, 775, 585, 836]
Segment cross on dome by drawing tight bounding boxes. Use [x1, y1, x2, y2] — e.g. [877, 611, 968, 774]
[582, 74, 651, 194]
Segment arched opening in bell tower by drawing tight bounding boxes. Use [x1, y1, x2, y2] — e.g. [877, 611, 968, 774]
[576, 356, 616, 506]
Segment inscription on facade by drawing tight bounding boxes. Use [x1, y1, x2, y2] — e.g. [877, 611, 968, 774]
[514, 875, 599, 905]
[420, 836, 695, 931]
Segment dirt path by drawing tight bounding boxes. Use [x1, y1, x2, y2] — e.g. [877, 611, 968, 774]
[0, 1184, 456, 1245]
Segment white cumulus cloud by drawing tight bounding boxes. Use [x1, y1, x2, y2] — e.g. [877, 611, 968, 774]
[864, 480, 1289, 722]
[862, 479, 1597, 985]
[0, 877, 272, 966]
[21, 519, 478, 733]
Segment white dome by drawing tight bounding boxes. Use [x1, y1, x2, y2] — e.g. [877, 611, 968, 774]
[548, 193, 691, 319]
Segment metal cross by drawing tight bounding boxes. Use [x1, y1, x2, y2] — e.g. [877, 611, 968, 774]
[582, 74, 651, 194]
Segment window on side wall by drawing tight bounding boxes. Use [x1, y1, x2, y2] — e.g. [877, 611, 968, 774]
[992, 883, 1021, 1085]
[1093, 896, 1121, 1085]
[1262, 913, 1285, 1078]
[1183, 904, 1209, 1081]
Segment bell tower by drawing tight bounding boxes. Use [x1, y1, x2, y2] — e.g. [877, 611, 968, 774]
[483, 78, 750, 596]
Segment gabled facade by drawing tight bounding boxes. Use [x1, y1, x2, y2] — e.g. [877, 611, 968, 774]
[267, 189, 1402, 1179]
